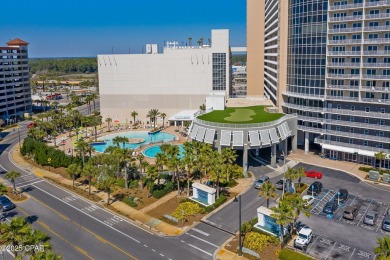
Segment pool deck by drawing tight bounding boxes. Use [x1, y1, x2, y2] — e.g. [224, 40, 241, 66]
[50, 122, 186, 163]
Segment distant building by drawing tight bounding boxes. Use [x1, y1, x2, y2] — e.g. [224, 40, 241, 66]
[231, 65, 247, 96]
[98, 29, 231, 124]
[0, 38, 32, 123]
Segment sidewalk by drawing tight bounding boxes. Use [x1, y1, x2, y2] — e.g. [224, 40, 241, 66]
[10, 145, 183, 236]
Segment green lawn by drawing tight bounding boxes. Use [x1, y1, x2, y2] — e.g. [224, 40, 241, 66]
[278, 248, 314, 260]
[197, 106, 284, 124]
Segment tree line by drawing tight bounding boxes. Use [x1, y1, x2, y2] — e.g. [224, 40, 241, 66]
[29, 58, 97, 75]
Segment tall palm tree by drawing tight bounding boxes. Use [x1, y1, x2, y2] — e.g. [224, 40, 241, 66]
[259, 181, 277, 208]
[136, 154, 145, 185]
[221, 147, 237, 182]
[296, 166, 306, 188]
[155, 152, 167, 185]
[22, 229, 52, 258]
[82, 163, 98, 195]
[98, 175, 116, 205]
[159, 113, 167, 128]
[271, 200, 294, 243]
[198, 143, 213, 184]
[375, 151, 386, 172]
[131, 111, 138, 124]
[66, 163, 82, 189]
[112, 136, 129, 149]
[182, 142, 195, 197]
[167, 145, 181, 194]
[90, 115, 102, 142]
[286, 193, 311, 233]
[145, 165, 158, 198]
[147, 109, 160, 128]
[374, 236, 390, 260]
[1, 217, 31, 257]
[75, 139, 89, 166]
[5, 170, 21, 194]
[105, 117, 112, 132]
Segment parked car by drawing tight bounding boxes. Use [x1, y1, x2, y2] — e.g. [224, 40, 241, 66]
[254, 176, 270, 189]
[334, 189, 349, 204]
[302, 195, 315, 206]
[323, 200, 338, 214]
[343, 206, 359, 220]
[307, 181, 323, 196]
[363, 211, 378, 226]
[0, 196, 15, 212]
[294, 227, 313, 250]
[382, 214, 390, 232]
[276, 179, 286, 190]
[305, 170, 323, 179]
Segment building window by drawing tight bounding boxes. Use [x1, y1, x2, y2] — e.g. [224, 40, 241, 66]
[212, 53, 226, 91]
[350, 128, 354, 133]
[365, 107, 370, 112]
[365, 118, 370, 124]
[380, 120, 385, 125]
[381, 108, 386, 113]
[364, 129, 369, 135]
[337, 115, 342, 120]
[336, 137, 341, 142]
[379, 143, 384, 149]
[379, 131, 384, 137]
[351, 105, 355, 111]
[364, 141, 368, 146]
[336, 126, 341, 131]
[350, 117, 354, 122]
[349, 139, 353, 144]
[337, 104, 341, 109]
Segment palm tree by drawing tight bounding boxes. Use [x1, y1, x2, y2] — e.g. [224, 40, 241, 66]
[75, 139, 89, 166]
[131, 111, 138, 124]
[82, 163, 98, 195]
[375, 151, 386, 172]
[22, 229, 51, 258]
[112, 136, 129, 149]
[374, 236, 390, 260]
[221, 148, 237, 182]
[105, 117, 112, 132]
[155, 152, 167, 185]
[198, 143, 213, 184]
[147, 109, 160, 128]
[259, 181, 277, 208]
[167, 145, 181, 194]
[97, 175, 116, 205]
[296, 166, 306, 189]
[199, 104, 206, 111]
[271, 200, 294, 243]
[136, 154, 145, 188]
[182, 142, 195, 197]
[90, 115, 102, 142]
[66, 163, 82, 189]
[159, 113, 167, 128]
[5, 170, 21, 194]
[286, 193, 311, 233]
[145, 165, 158, 197]
[34, 250, 62, 260]
[1, 217, 30, 257]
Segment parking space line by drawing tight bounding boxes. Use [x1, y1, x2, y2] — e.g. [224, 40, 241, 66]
[357, 200, 373, 226]
[339, 196, 357, 221]
[377, 204, 390, 232]
[348, 248, 356, 260]
[307, 235, 319, 252]
[325, 241, 337, 260]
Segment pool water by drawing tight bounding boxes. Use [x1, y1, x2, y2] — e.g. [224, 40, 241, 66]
[143, 145, 184, 158]
[90, 131, 177, 153]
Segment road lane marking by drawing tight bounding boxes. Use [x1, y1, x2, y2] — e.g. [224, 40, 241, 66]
[357, 200, 372, 226]
[29, 195, 70, 221]
[307, 235, 319, 252]
[74, 246, 93, 260]
[191, 228, 209, 236]
[32, 184, 141, 243]
[325, 242, 337, 260]
[184, 233, 219, 248]
[17, 180, 44, 188]
[187, 243, 212, 256]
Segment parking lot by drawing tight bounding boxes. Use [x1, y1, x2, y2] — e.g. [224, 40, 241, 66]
[308, 187, 390, 236]
[302, 234, 376, 260]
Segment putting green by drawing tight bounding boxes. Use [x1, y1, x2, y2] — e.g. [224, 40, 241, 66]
[224, 109, 255, 122]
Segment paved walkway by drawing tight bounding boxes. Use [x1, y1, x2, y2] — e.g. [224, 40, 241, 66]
[140, 191, 177, 213]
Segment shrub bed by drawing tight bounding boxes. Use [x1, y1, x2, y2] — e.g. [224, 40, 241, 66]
[152, 182, 174, 199]
[242, 232, 279, 255]
[359, 166, 390, 175]
[122, 197, 138, 207]
[205, 194, 227, 212]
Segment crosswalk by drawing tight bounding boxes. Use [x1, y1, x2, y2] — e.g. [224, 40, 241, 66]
[311, 190, 336, 215]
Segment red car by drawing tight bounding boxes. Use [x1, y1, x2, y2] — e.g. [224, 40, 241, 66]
[305, 170, 323, 179]
[27, 122, 37, 128]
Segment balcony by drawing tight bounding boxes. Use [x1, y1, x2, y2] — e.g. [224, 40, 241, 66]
[328, 27, 362, 34]
[363, 50, 390, 55]
[364, 25, 390, 32]
[365, 13, 390, 20]
[365, 0, 390, 8]
[327, 62, 360, 67]
[297, 115, 325, 124]
[364, 38, 390, 43]
[327, 73, 360, 78]
[328, 51, 361, 56]
[361, 86, 390, 91]
[328, 39, 362, 44]
[328, 108, 390, 119]
[361, 98, 390, 103]
[297, 125, 325, 134]
[282, 91, 324, 100]
[329, 3, 363, 11]
[314, 138, 390, 154]
[325, 119, 390, 131]
[282, 103, 325, 113]
[363, 63, 390, 67]
[327, 85, 360, 90]
[362, 74, 390, 79]
[304, 127, 390, 143]
[326, 96, 360, 101]
[328, 15, 363, 22]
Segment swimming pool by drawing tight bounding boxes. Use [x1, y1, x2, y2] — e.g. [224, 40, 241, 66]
[90, 131, 177, 153]
[143, 145, 184, 159]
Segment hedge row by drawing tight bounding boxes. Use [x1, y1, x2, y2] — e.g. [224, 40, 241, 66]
[21, 137, 81, 168]
[152, 182, 174, 199]
[359, 166, 390, 175]
[205, 194, 227, 212]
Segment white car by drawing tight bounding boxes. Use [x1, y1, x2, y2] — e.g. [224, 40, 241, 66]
[294, 227, 313, 250]
[302, 195, 315, 206]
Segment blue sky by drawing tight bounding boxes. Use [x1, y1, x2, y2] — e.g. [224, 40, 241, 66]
[0, 0, 246, 58]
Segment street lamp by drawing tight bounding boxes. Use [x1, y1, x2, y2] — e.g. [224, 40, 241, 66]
[234, 195, 242, 256]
